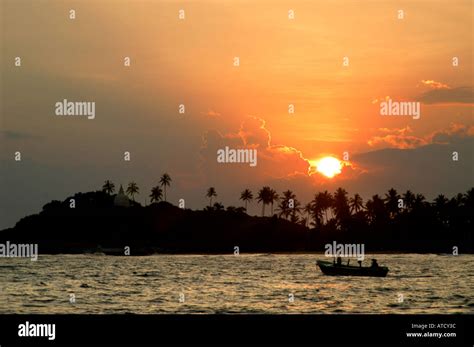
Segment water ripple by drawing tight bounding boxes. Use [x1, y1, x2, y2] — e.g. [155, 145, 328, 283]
[0, 254, 472, 314]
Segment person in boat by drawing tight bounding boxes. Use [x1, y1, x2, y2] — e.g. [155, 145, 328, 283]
[357, 260, 362, 267]
[371, 259, 379, 268]
[336, 256, 342, 266]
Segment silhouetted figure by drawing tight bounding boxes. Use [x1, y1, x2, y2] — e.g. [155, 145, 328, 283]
[336, 257, 342, 266]
[371, 259, 379, 268]
[358, 260, 362, 267]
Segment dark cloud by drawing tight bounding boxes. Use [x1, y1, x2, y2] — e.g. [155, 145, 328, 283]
[368, 124, 474, 149]
[431, 123, 474, 144]
[350, 137, 474, 198]
[418, 86, 474, 104]
[368, 127, 428, 149]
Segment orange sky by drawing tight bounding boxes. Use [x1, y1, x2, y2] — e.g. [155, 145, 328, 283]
[1, 0, 473, 228]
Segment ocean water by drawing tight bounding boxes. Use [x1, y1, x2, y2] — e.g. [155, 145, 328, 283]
[0, 254, 472, 314]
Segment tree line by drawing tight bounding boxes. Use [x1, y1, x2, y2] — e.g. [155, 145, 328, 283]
[100, 176, 473, 240]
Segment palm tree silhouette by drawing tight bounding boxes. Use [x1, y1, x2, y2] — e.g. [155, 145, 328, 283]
[434, 194, 449, 227]
[102, 180, 115, 195]
[333, 187, 349, 215]
[464, 187, 474, 209]
[434, 194, 448, 208]
[257, 186, 272, 216]
[310, 194, 323, 227]
[385, 188, 401, 218]
[413, 193, 426, 210]
[313, 191, 333, 224]
[402, 190, 415, 212]
[269, 189, 279, 216]
[150, 186, 163, 203]
[289, 198, 301, 222]
[126, 182, 139, 201]
[278, 190, 296, 219]
[206, 187, 217, 207]
[213, 202, 224, 211]
[160, 173, 172, 202]
[303, 202, 313, 227]
[332, 188, 350, 230]
[240, 189, 253, 211]
[366, 194, 386, 225]
[349, 193, 364, 213]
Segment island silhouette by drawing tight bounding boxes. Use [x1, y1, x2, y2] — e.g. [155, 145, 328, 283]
[1, 176, 472, 255]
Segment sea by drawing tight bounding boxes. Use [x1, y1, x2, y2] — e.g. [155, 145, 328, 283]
[0, 254, 472, 314]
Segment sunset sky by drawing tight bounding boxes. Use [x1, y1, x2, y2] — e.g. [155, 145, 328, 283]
[1, 0, 473, 229]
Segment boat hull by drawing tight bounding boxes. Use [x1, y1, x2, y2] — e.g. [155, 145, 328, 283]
[316, 260, 389, 277]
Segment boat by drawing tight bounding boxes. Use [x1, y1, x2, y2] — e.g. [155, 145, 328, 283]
[316, 260, 389, 277]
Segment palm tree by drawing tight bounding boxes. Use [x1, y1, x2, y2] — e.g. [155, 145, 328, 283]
[332, 188, 350, 230]
[213, 202, 224, 211]
[102, 180, 115, 195]
[277, 200, 289, 219]
[278, 190, 296, 219]
[206, 187, 217, 207]
[349, 193, 364, 213]
[434, 194, 448, 209]
[365, 194, 386, 225]
[333, 188, 349, 216]
[289, 198, 301, 222]
[240, 189, 253, 211]
[257, 186, 272, 216]
[315, 191, 333, 224]
[289, 212, 300, 224]
[464, 188, 474, 209]
[310, 194, 323, 227]
[385, 188, 401, 218]
[149, 186, 163, 203]
[402, 190, 415, 212]
[413, 193, 426, 210]
[269, 189, 279, 216]
[433, 194, 449, 227]
[303, 202, 313, 227]
[126, 182, 139, 201]
[159, 173, 172, 201]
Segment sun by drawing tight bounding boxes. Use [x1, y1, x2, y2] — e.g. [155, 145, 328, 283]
[313, 156, 342, 178]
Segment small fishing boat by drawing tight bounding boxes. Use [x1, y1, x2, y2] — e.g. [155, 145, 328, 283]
[316, 260, 389, 277]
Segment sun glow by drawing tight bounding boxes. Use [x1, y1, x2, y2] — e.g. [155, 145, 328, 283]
[313, 157, 342, 178]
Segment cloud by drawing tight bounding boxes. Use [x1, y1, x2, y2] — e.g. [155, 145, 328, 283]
[368, 127, 428, 149]
[421, 80, 450, 89]
[237, 116, 271, 148]
[368, 123, 474, 150]
[200, 116, 310, 179]
[367, 123, 474, 149]
[418, 86, 474, 104]
[431, 123, 474, 144]
[351, 136, 474, 200]
[359, 123, 473, 199]
[199, 116, 370, 199]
